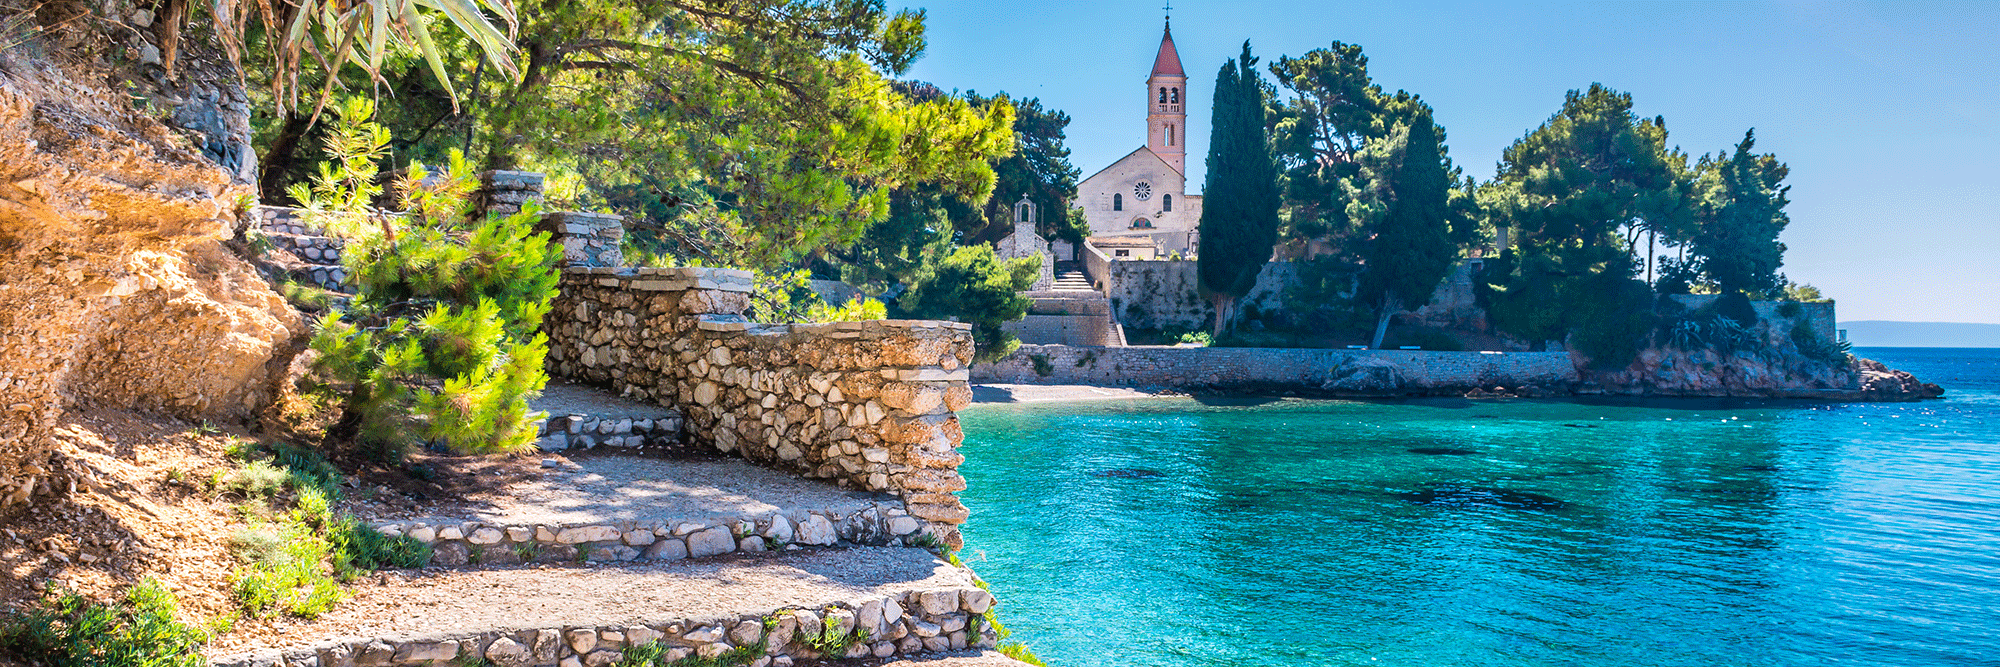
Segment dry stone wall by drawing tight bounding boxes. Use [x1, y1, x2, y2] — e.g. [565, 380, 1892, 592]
[974, 345, 1579, 394]
[212, 584, 1000, 667]
[371, 502, 928, 567]
[544, 267, 979, 545]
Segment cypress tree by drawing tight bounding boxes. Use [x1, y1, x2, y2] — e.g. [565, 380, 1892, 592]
[1196, 41, 1282, 336]
[1358, 111, 1455, 348]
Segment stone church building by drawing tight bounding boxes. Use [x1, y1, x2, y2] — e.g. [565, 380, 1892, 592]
[1073, 21, 1204, 258]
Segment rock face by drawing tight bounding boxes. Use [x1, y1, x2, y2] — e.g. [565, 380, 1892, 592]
[1321, 356, 1407, 393]
[544, 267, 979, 547]
[0, 43, 300, 510]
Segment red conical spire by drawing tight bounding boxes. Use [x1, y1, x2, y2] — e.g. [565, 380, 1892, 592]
[1151, 21, 1184, 78]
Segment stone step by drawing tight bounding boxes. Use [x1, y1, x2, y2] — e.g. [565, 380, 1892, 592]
[263, 232, 348, 263]
[286, 264, 350, 292]
[207, 547, 1001, 667]
[363, 455, 945, 568]
[530, 381, 685, 453]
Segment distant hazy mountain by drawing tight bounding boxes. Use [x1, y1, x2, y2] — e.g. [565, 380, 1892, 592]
[1839, 321, 2000, 348]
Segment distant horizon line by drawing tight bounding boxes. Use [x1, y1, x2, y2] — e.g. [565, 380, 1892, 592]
[1839, 319, 2000, 327]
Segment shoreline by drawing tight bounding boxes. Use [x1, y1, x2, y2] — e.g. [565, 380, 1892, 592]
[970, 384, 1180, 404]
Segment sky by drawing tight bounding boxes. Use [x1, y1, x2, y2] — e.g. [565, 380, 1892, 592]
[896, 0, 2000, 325]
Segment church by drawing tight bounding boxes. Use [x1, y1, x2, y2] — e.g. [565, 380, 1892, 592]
[1072, 20, 1204, 259]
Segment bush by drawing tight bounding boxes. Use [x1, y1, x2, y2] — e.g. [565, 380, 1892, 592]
[305, 100, 558, 459]
[1715, 291, 1758, 326]
[223, 444, 431, 621]
[1791, 321, 1852, 366]
[897, 245, 1037, 363]
[1570, 275, 1659, 369]
[0, 578, 208, 667]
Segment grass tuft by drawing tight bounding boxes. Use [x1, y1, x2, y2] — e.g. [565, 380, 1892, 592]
[0, 578, 208, 667]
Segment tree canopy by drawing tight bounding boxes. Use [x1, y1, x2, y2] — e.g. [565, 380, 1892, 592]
[1477, 84, 1694, 363]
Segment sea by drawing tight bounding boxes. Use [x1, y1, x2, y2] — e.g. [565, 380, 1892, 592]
[955, 347, 2000, 667]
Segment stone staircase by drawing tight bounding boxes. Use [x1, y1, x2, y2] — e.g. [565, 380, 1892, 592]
[254, 207, 351, 292]
[1006, 263, 1127, 346]
[1050, 262, 1092, 292]
[208, 383, 1023, 667]
[532, 380, 687, 453]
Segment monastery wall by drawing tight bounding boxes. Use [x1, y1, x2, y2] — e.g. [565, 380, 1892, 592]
[973, 345, 1579, 393]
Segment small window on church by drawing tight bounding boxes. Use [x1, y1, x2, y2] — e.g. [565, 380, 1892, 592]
[1166, 125, 1174, 146]
[1171, 87, 1179, 103]
[1113, 193, 1123, 211]
[1163, 194, 1172, 211]
[1115, 249, 1130, 257]
[1132, 218, 1153, 229]
[1158, 88, 1167, 104]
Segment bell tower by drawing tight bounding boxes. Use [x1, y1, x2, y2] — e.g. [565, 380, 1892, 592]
[1147, 19, 1187, 175]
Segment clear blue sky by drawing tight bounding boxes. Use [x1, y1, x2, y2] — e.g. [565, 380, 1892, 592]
[896, 1, 2000, 325]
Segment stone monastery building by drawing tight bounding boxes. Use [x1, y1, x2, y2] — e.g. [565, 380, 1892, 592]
[1073, 20, 1204, 259]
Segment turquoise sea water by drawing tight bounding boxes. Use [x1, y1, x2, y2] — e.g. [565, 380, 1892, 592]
[956, 348, 2000, 667]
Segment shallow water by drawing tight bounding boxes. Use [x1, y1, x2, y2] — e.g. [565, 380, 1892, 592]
[957, 348, 2000, 666]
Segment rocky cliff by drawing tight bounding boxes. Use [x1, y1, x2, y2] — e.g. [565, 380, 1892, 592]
[0, 32, 298, 512]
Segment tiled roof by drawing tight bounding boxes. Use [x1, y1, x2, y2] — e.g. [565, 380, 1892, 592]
[1151, 24, 1184, 78]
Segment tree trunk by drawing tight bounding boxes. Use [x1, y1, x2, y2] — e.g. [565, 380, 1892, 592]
[1210, 294, 1236, 339]
[1369, 293, 1400, 349]
[259, 110, 314, 203]
[1646, 230, 1657, 285]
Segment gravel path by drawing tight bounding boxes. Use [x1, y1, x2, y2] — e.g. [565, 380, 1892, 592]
[211, 548, 967, 653]
[377, 455, 882, 526]
[531, 379, 680, 418]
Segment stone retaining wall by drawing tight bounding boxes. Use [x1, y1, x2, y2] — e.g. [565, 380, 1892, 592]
[371, 502, 930, 567]
[213, 585, 999, 667]
[974, 344, 1579, 392]
[544, 267, 979, 545]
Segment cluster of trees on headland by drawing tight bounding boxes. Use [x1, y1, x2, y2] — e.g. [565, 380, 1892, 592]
[1197, 41, 1810, 366]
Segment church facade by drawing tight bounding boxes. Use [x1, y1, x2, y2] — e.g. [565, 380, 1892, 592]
[1072, 21, 1204, 258]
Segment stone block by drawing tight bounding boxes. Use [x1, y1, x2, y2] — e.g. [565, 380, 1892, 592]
[644, 537, 688, 560]
[557, 525, 622, 544]
[687, 526, 734, 557]
[392, 640, 457, 663]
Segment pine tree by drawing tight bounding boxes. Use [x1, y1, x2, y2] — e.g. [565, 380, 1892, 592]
[1196, 42, 1283, 337]
[301, 100, 560, 460]
[1693, 130, 1791, 297]
[1358, 111, 1455, 348]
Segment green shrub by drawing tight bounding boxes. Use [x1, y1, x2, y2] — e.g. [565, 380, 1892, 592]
[1176, 331, 1214, 347]
[332, 518, 433, 571]
[896, 245, 1038, 363]
[1791, 321, 1852, 366]
[221, 462, 290, 499]
[0, 578, 208, 667]
[304, 100, 558, 459]
[1715, 291, 1757, 326]
[1028, 354, 1053, 377]
[230, 527, 288, 566]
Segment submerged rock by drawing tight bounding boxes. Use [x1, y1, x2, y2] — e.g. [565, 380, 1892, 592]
[1397, 483, 1567, 511]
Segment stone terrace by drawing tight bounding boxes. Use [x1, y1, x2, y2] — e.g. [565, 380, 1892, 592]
[361, 454, 936, 567]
